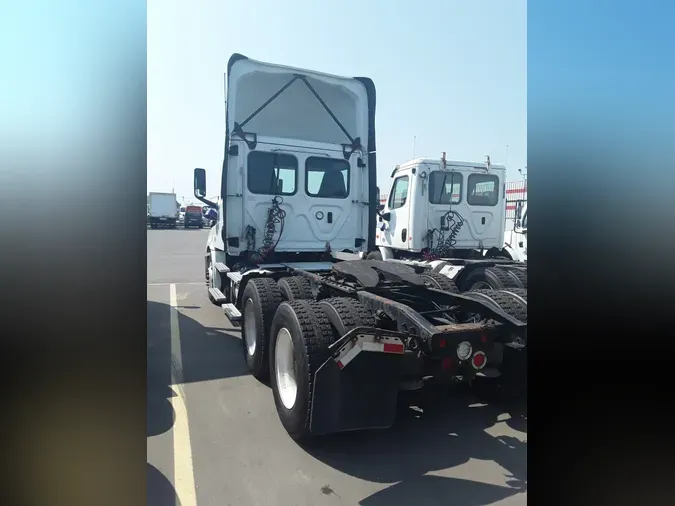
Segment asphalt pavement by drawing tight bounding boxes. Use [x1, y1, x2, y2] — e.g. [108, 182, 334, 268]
[147, 228, 528, 506]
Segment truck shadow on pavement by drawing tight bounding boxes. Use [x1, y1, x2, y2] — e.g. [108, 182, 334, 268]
[147, 463, 180, 506]
[147, 299, 247, 506]
[147, 300, 248, 438]
[305, 383, 527, 506]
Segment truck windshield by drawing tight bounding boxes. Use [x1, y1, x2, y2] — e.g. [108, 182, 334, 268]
[429, 171, 462, 204]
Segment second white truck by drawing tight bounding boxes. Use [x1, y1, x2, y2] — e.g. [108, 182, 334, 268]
[369, 154, 527, 292]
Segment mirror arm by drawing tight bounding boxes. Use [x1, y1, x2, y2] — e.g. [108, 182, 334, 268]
[194, 191, 218, 209]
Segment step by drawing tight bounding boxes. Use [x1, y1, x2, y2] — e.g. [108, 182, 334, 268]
[208, 287, 228, 304]
[223, 303, 241, 321]
[226, 271, 243, 283]
[214, 262, 229, 274]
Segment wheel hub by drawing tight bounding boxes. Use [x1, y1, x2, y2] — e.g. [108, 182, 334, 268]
[275, 327, 297, 410]
[243, 298, 257, 356]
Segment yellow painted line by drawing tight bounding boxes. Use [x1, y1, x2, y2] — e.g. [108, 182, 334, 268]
[169, 283, 197, 506]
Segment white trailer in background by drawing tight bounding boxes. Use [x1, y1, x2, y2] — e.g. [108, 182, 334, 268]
[148, 192, 178, 229]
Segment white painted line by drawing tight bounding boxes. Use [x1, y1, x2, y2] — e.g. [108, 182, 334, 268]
[169, 283, 197, 506]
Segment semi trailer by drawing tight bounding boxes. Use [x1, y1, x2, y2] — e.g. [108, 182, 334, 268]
[194, 54, 527, 441]
[148, 192, 178, 229]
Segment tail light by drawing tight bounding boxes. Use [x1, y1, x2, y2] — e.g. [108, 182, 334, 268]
[471, 351, 487, 370]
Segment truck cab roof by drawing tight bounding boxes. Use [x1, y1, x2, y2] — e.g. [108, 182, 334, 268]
[391, 158, 506, 178]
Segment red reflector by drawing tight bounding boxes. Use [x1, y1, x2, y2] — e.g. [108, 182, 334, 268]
[337, 361, 345, 369]
[383, 343, 405, 354]
[441, 357, 453, 370]
[480, 335, 487, 343]
[472, 353, 486, 368]
[439, 338, 446, 348]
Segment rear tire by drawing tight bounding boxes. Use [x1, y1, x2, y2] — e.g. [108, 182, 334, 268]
[464, 288, 527, 402]
[500, 287, 527, 303]
[318, 297, 375, 336]
[366, 250, 383, 261]
[241, 278, 283, 380]
[419, 272, 459, 293]
[269, 300, 335, 440]
[459, 266, 519, 292]
[278, 276, 313, 301]
[502, 268, 527, 288]
[466, 289, 527, 323]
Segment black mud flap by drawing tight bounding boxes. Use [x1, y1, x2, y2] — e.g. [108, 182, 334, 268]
[501, 345, 527, 395]
[309, 351, 402, 436]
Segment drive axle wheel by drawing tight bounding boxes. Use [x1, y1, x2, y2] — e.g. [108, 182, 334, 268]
[269, 300, 334, 441]
[205, 254, 220, 306]
[466, 289, 527, 324]
[420, 272, 459, 293]
[499, 267, 527, 289]
[278, 276, 313, 301]
[241, 278, 283, 380]
[459, 266, 519, 292]
[318, 297, 375, 336]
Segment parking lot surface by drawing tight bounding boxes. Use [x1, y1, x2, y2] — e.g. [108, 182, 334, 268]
[147, 228, 527, 506]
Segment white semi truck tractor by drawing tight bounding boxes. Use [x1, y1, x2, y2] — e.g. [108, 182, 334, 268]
[193, 54, 527, 441]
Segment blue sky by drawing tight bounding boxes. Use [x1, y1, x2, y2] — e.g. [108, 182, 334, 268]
[148, 0, 526, 203]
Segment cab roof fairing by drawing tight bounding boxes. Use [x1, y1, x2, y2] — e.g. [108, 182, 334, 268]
[225, 56, 371, 152]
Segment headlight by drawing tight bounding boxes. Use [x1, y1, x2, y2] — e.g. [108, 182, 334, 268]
[457, 341, 472, 361]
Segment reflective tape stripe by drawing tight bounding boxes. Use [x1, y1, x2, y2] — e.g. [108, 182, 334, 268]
[334, 335, 406, 369]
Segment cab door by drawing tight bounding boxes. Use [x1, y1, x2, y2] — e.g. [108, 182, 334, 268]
[465, 172, 502, 240]
[425, 169, 466, 249]
[381, 171, 412, 250]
